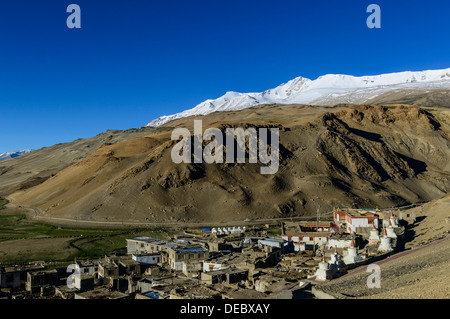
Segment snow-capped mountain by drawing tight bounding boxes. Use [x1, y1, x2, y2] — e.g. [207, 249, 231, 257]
[0, 149, 33, 161]
[146, 68, 450, 127]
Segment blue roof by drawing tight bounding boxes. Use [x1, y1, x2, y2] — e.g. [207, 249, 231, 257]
[176, 247, 206, 254]
[143, 292, 159, 299]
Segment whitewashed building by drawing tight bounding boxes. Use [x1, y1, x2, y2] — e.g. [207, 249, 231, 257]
[203, 262, 223, 272]
[132, 254, 161, 265]
[334, 210, 379, 234]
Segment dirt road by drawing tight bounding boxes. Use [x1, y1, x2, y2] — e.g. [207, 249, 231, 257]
[5, 196, 332, 229]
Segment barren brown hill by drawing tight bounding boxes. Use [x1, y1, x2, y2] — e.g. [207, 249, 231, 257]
[0, 126, 162, 196]
[404, 193, 450, 248]
[7, 104, 450, 223]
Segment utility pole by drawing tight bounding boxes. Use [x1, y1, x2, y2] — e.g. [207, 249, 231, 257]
[316, 208, 320, 231]
[314, 208, 320, 253]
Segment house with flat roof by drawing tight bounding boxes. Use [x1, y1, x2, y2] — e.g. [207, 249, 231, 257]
[282, 221, 331, 251]
[74, 287, 130, 299]
[118, 257, 141, 276]
[132, 253, 162, 265]
[333, 210, 379, 233]
[257, 238, 286, 249]
[126, 237, 168, 255]
[26, 269, 59, 293]
[98, 260, 119, 280]
[73, 260, 99, 276]
[0, 264, 45, 290]
[166, 246, 208, 271]
[73, 274, 95, 292]
[201, 268, 248, 285]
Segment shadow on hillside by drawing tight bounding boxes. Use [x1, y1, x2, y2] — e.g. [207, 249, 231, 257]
[395, 152, 428, 175]
[398, 216, 427, 250]
[349, 128, 383, 143]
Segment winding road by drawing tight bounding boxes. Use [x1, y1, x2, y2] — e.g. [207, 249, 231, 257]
[5, 196, 333, 228]
[4, 195, 428, 230]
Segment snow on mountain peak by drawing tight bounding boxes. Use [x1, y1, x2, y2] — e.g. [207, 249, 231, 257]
[0, 149, 33, 161]
[145, 67, 450, 127]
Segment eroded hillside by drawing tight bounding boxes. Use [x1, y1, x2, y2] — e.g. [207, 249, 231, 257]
[7, 104, 450, 223]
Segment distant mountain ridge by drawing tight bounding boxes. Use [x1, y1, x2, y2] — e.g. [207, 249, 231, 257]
[0, 150, 33, 161]
[146, 68, 450, 127]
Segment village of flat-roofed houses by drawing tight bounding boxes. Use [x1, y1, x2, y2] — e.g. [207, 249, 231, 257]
[0, 207, 415, 299]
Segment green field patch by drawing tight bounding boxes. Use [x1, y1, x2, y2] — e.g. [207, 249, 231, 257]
[267, 228, 282, 236]
[47, 228, 125, 237]
[0, 214, 25, 222]
[0, 198, 9, 210]
[0, 220, 172, 264]
[70, 236, 127, 258]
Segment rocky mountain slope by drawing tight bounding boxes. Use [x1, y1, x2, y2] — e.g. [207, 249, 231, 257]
[366, 88, 450, 108]
[6, 104, 450, 224]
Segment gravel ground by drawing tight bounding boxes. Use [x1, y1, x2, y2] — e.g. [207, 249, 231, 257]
[316, 236, 450, 299]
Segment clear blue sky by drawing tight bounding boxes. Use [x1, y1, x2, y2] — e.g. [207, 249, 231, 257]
[1, 0, 449, 152]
